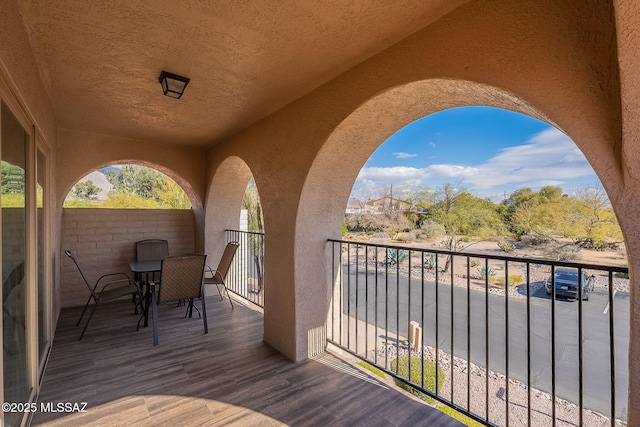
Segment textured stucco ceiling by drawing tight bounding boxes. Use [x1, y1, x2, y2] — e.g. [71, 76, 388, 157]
[17, 0, 468, 147]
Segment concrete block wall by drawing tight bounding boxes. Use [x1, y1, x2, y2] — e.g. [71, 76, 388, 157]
[61, 208, 195, 307]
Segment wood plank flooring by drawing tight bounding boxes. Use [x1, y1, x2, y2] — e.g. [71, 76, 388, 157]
[31, 296, 462, 426]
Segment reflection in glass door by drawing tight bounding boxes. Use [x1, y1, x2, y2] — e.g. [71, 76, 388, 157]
[37, 148, 48, 364]
[1, 102, 30, 427]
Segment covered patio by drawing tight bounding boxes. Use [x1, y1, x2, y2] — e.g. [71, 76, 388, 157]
[1, 0, 640, 426]
[32, 296, 459, 426]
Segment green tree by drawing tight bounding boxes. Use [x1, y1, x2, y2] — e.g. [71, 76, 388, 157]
[1, 161, 25, 194]
[106, 165, 164, 199]
[72, 180, 100, 201]
[503, 186, 565, 238]
[561, 185, 623, 249]
[158, 177, 191, 209]
[428, 183, 503, 271]
[241, 178, 264, 232]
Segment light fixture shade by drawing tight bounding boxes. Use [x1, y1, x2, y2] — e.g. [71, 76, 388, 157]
[159, 71, 190, 99]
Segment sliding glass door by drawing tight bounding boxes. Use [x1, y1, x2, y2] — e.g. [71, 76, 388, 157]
[1, 101, 31, 426]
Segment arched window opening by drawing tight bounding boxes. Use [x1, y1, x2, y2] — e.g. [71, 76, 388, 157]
[346, 106, 625, 266]
[333, 106, 629, 425]
[64, 164, 192, 209]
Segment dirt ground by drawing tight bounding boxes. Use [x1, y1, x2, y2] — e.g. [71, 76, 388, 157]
[343, 234, 629, 296]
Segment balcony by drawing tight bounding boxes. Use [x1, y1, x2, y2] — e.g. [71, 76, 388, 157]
[328, 239, 629, 426]
[32, 293, 461, 426]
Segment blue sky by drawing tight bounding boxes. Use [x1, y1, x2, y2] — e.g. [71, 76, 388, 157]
[350, 106, 599, 202]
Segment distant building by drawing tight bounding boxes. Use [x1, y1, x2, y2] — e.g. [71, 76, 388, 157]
[367, 196, 414, 213]
[345, 196, 423, 214]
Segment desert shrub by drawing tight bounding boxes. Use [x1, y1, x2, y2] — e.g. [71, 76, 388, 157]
[393, 231, 417, 242]
[509, 274, 523, 285]
[520, 233, 550, 247]
[495, 274, 523, 287]
[544, 242, 580, 261]
[386, 248, 409, 265]
[576, 237, 620, 251]
[390, 356, 444, 404]
[345, 212, 414, 234]
[425, 253, 437, 270]
[371, 231, 392, 239]
[419, 220, 446, 239]
[497, 240, 516, 253]
[615, 264, 629, 279]
[468, 259, 481, 268]
[477, 266, 496, 281]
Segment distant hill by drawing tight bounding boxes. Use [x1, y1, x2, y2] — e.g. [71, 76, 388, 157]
[67, 170, 114, 201]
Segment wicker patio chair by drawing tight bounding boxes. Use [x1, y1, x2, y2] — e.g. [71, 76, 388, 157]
[150, 254, 207, 345]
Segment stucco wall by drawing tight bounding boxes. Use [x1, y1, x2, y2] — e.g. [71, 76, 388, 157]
[205, 0, 623, 363]
[60, 208, 194, 307]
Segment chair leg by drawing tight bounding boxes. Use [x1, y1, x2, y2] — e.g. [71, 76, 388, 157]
[79, 303, 99, 340]
[76, 295, 93, 326]
[223, 285, 234, 310]
[201, 296, 208, 334]
[184, 299, 201, 318]
[151, 287, 159, 346]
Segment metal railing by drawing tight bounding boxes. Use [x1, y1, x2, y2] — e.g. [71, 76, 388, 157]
[224, 230, 264, 307]
[327, 239, 628, 426]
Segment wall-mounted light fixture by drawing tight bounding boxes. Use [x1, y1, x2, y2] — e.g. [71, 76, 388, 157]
[158, 71, 190, 99]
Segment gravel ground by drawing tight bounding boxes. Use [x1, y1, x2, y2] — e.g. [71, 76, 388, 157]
[373, 341, 627, 427]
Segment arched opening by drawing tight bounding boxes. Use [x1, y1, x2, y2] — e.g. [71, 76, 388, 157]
[346, 106, 625, 265]
[205, 156, 264, 307]
[63, 162, 195, 209]
[296, 82, 628, 424]
[59, 161, 199, 309]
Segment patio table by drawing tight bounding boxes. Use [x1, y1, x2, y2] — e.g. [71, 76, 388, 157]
[129, 260, 162, 328]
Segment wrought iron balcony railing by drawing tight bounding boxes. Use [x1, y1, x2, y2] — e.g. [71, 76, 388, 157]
[224, 229, 265, 307]
[327, 239, 628, 427]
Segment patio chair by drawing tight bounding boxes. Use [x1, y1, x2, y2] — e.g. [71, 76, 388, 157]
[65, 250, 140, 340]
[203, 241, 240, 309]
[150, 254, 207, 345]
[136, 239, 169, 262]
[135, 239, 169, 281]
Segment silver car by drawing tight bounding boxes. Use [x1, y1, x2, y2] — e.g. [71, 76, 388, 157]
[545, 269, 596, 300]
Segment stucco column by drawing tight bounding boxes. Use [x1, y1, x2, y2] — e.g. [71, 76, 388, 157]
[614, 0, 640, 422]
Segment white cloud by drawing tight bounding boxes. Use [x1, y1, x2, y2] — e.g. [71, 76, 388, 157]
[352, 127, 597, 196]
[428, 142, 436, 148]
[464, 128, 595, 189]
[393, 152, 417, 159]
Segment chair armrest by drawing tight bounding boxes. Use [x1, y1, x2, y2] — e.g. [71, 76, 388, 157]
[94, 272, 131, 291]
[99, 278, 138, 292]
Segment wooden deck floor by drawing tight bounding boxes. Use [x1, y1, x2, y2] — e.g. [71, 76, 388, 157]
[32, 296, 461, 426]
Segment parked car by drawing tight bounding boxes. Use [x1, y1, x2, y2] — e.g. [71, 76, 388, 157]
[545, 269, 596, 300]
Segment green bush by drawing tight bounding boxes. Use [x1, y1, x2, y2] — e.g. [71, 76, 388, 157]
[497, 240, 516, 253]
[495, 274, 523, 286]
[438, 405, 485, 427]
[615, 264, 629, 279]
[387, 248, 409, 265]
[476, 266, 496, 281]
[356, 361, 386, 379]
[390, 356, 444, 404]
[425, 253, 437, 270]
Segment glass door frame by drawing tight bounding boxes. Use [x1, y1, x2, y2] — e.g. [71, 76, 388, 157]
[0, 64, 53, 426]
